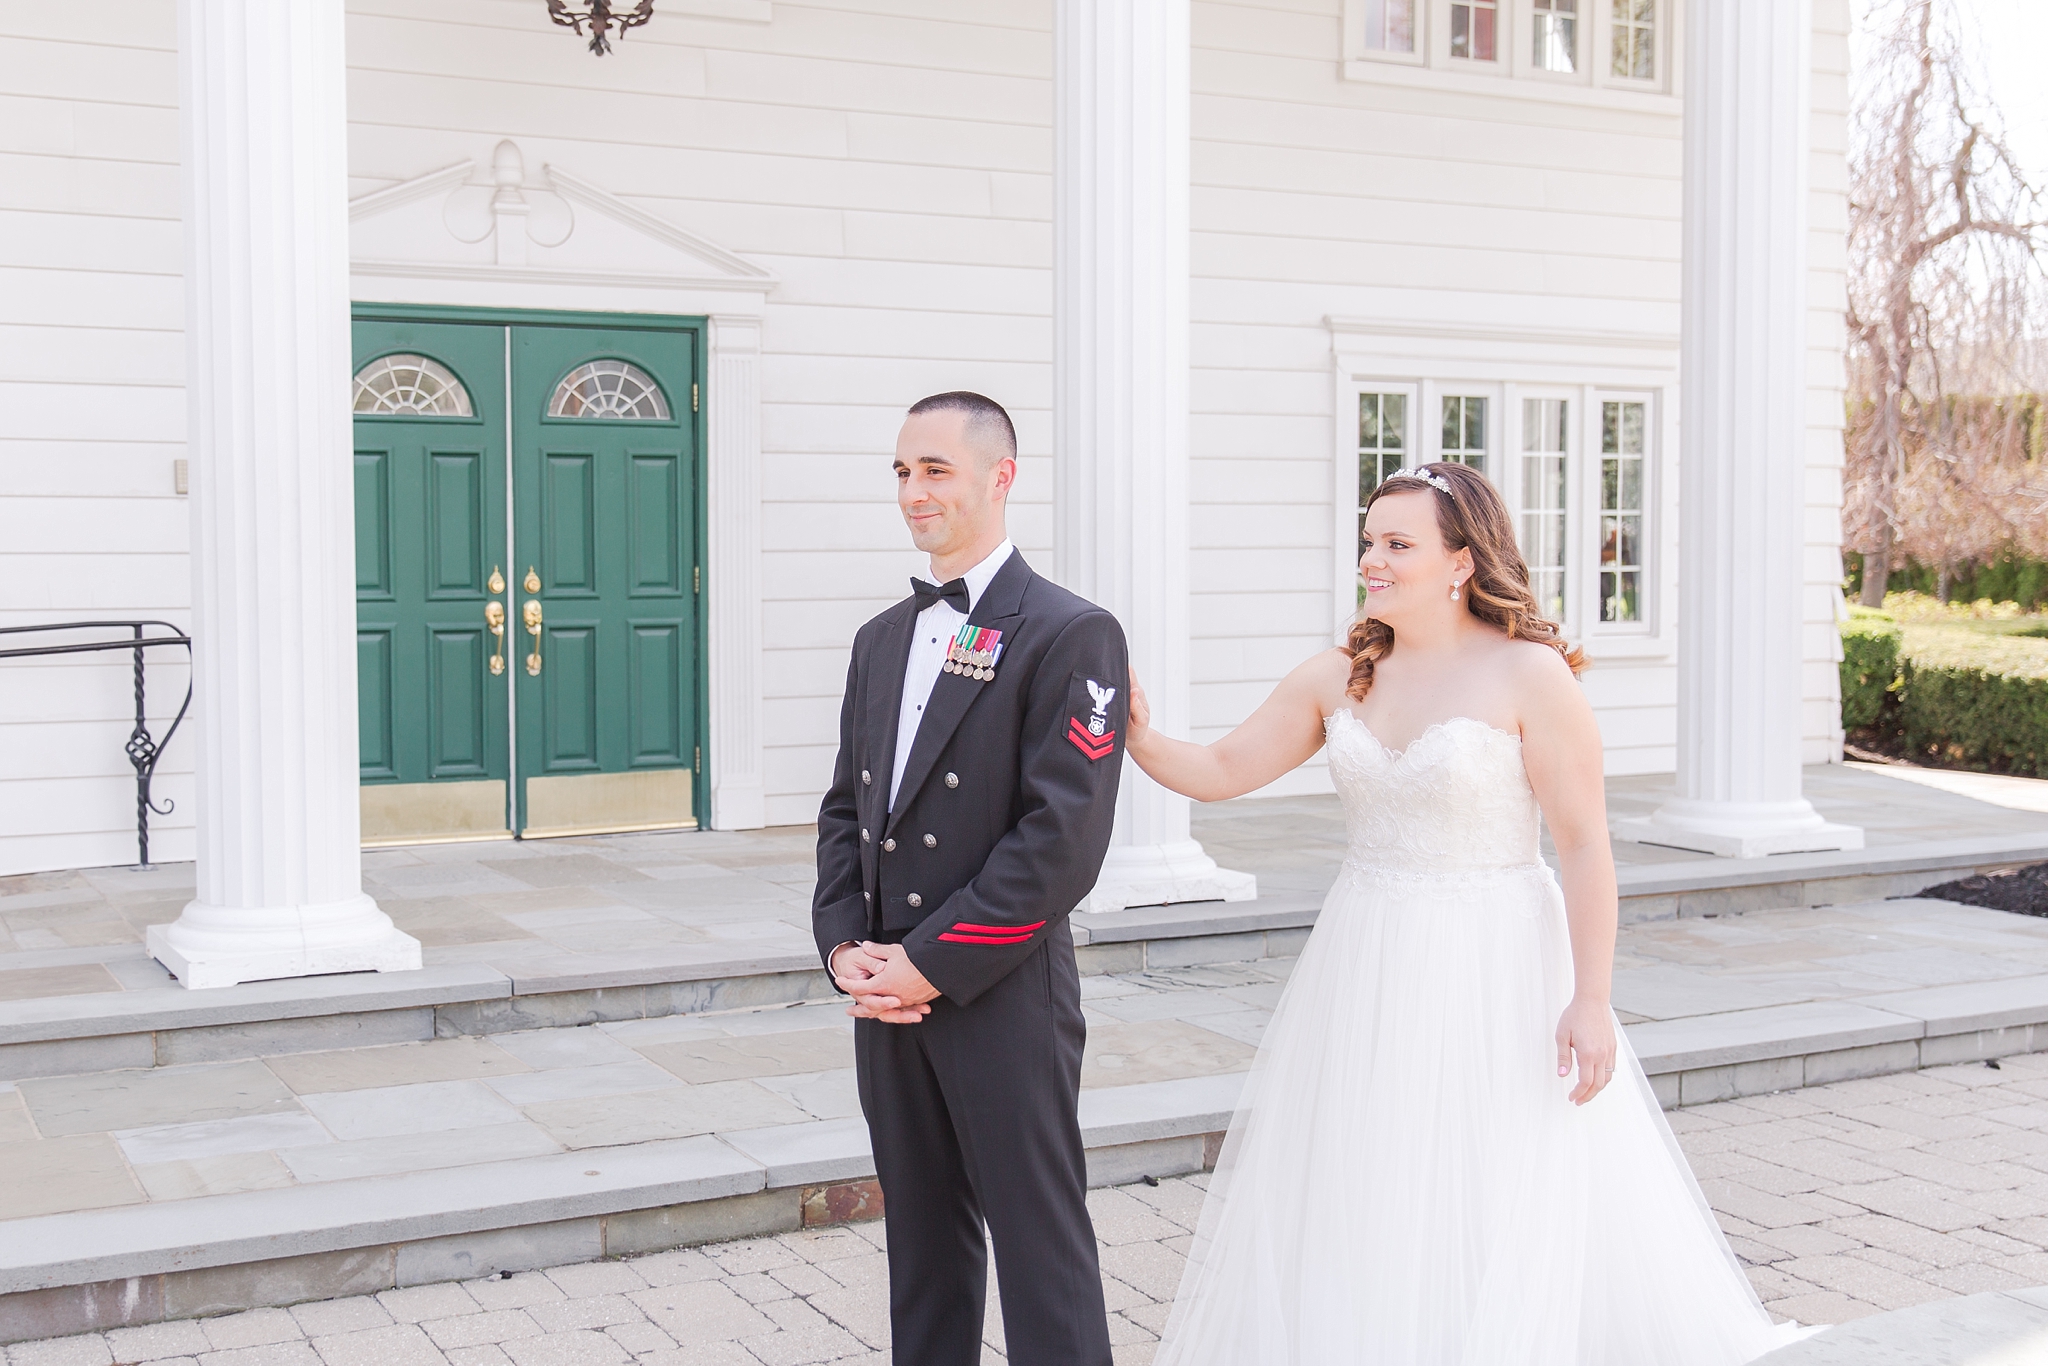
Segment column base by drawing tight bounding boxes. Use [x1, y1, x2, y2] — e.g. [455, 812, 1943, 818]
[148, 892, 423, 990]
[1077, 839, 1258, 914]
[1615, 798, 1864, 860]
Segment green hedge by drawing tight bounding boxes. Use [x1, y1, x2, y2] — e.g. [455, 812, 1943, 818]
[1895, 626, 2048, 777]
[1839, 612, 1902, 730]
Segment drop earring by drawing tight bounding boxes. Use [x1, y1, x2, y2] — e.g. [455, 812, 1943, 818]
[1450, 581, 1461, 602]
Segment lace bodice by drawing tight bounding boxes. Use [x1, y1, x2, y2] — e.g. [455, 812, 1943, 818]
[1323, 711, 1541, 875]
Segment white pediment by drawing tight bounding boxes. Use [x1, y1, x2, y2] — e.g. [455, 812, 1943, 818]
[349, 140, 775, 296]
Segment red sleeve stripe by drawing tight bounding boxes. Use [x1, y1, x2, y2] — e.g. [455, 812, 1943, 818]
[949, 920, 1046, 935]
[937, 931, 1035, 945]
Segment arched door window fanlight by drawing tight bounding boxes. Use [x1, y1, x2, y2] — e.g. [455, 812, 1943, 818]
[548, 360, 672, 420]
[350, 354, 474, 416]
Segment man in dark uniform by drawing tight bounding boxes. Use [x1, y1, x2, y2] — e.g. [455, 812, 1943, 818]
[814, 391, 1127, 1366]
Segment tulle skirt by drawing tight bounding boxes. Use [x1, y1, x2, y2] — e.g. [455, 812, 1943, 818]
[1153, 862, 1814, 1366]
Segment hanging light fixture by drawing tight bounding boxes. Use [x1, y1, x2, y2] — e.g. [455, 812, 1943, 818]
[546, 0, 654, 55]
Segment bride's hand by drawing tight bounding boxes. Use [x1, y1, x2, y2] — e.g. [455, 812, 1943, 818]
[1556, 996, 1617, 1105]
[1126, 667, 1152, 748]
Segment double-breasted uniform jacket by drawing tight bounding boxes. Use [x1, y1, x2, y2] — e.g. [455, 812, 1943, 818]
[812, 549, 1129, 1001]
[812, 547, 1128, 1366]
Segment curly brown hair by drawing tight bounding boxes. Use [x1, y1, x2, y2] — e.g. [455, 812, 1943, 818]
[1344, 462, 1586, 701]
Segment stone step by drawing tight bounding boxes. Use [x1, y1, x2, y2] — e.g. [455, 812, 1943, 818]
[7, 824, 2043, 1084]
[3, 928, 2047, 1343]
[0, 1072, 1240, 1344]
[1752, 1285, 2048, 1365]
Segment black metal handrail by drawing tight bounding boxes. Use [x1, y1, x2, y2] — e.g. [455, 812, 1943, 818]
[0, 621, 193, 869]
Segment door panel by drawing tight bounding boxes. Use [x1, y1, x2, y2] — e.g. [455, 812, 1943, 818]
[351, 320, 511, 842]
[629, 456, 682, 593]
[355, 452, 393, 596]
[542, 621, 602, 769]
[358, 629, 396, 779]
[542, 452, 598, 593]
[428, 628, 491, 777]
[512, 324, 701, 835]
[427, 451, 488, 598]
[629, 621, 685, 764]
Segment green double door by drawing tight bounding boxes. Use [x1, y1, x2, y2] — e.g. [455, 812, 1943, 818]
[351, 310, 705, 843]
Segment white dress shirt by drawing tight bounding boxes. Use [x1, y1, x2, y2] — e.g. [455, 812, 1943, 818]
[891, 539, 1014, 810]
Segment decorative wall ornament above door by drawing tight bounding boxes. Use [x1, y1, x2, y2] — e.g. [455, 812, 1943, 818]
[346, 140, 775, 296]
[546, 0, 654, 54]
[441, 142, 574, 263]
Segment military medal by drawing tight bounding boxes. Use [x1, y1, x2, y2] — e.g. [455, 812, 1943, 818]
[944, 624, 1004, 681]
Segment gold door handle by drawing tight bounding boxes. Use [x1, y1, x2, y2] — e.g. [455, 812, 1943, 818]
[523, 598, 543, 676]
[485, 600, 506, 675]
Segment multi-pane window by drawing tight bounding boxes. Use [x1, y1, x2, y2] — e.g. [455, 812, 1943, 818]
[1611, 0, 1655, 79]
[1362, 0, 1416, 52]
[1532, 0, 1577, 71]
[1359, 391, 1408, 494]
[1520, 398, 1569, 621]
[1358, 391, 1408, 545]
[1600, 400, 1647, 622]
[1440, 396, 1487, 472]
[1450, 0, 1497, 60]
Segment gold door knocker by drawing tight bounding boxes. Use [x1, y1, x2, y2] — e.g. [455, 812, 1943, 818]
[485, 600, 507, 675]
[523, 597, 543, 675]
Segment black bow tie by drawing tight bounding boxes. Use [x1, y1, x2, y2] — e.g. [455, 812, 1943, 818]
[910, 576, 971, 613]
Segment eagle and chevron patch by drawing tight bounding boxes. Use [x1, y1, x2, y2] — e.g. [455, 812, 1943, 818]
[1067, 678, 1117, 761]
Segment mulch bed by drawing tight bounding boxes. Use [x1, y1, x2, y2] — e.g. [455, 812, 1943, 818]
[1916, 861, 2048, 917]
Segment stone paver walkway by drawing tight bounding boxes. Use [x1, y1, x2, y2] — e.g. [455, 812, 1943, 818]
[7, 1054, 2046, 1365]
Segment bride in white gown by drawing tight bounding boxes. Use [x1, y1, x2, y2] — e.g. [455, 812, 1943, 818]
[1125, 464, 1815, 1365]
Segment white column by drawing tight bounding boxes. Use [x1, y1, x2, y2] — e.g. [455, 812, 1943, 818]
[151, 0, 421, 988]
[707, 313, 766, 831]
[1055, 0, 1254, 912]
[1615, 0, 1860, 859]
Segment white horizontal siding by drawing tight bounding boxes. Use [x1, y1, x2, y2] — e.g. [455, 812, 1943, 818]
[0, 0, 1849, 872]
[0, 15, 189, 876]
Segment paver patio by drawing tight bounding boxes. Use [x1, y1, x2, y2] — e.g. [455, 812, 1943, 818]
[6, 1053, 2046, 1365]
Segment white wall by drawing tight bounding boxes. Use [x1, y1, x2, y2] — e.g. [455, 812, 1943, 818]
[0, 3, 194, 876]
[0, 0, 1849, 874]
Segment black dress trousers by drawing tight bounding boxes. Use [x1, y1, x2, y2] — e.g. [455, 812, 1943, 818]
[855, 929, 1109, 1366]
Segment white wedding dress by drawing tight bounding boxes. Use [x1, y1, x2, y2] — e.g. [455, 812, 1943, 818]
[1154, 712, 1814, 1366]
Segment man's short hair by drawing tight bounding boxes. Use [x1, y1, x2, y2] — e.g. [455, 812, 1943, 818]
[906, 391, 1017, 467]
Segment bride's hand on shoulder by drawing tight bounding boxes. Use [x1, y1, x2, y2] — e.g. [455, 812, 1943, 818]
[1120, 649, 1341, 802]
[1556, 996, 1618, 1105]
[1126, 666, 1151, 748]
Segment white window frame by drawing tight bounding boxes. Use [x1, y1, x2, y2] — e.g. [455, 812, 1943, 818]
[1328, 319, 1677, 659]
[1339, 381, 1425, 601]
[1442, 0, 1506, 72]
[1345, 0, 1426, 66]
[1603, 0, 1665, 90]
[1590, 388, 1658, 635]
[1522, 0, 1592, 87]
[1430, 383, 1501, 477]
[1513, 385, 1578, 634]
[1339, 0, 1678, 106]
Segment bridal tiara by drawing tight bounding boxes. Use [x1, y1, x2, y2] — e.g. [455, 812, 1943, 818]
[1388, 467, 1455, 496]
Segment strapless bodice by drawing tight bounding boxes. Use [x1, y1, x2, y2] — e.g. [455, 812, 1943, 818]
[1323, 710, 1542, 875]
